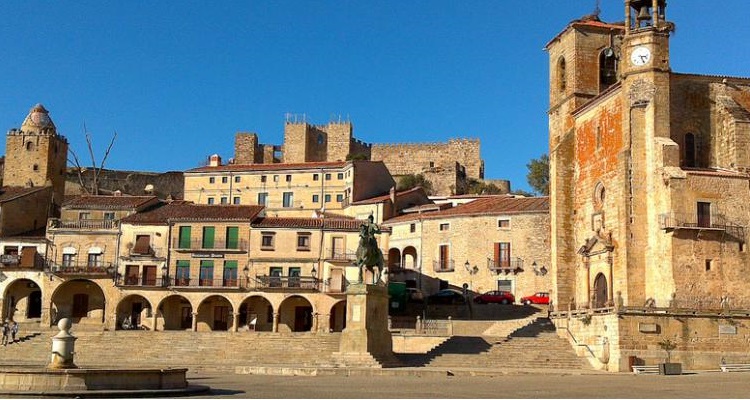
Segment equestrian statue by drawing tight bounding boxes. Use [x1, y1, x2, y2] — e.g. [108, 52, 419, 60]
[355, 214, 385, 284]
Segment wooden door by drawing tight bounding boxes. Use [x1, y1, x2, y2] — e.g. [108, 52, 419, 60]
[27, 291, 42, 318]
[142, 265, 157, 286]
[72, 294, 89, 318]
[594, 273, 608, 308]
[697, 202, 711, 228]
[439, 245, 449, 270]
[293, 306, 313, 332]
[125, 265, 139, 285]
[214, 306, 229, 331]
[180, 307, 193, 329]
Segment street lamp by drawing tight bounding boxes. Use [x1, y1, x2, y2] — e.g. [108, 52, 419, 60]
[311, 265, 318, 278]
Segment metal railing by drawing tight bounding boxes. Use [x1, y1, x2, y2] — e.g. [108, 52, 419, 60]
[0, 254, 46, 269]
[49, 262, 115, 275]
[48, 219, 119, 230]
[433, 259, 454, 272]
[252, 275, 320, 291]
[127, 246, 167, 258]
[487, 257, 524, 272]
[659, 212, 745, 238]
[172, 238, 248, 252]
[325, 249, 357, 262]
[117, 276, 245, 289]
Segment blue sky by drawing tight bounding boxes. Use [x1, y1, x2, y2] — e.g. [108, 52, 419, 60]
[1, 1, 749, 193]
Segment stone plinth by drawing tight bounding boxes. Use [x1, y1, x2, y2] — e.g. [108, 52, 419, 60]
[0, 367, 188, 392]
[335, 283, 396, 367]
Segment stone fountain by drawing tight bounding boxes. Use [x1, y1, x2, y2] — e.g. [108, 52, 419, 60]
[0, 318, 208, 397]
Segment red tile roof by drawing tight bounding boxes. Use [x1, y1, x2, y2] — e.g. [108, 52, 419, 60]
[186, 161, 349, 173]
[384, 196, 549, 224]
[351, 187, 425, 205]
[121, 202, 265, 224]
[0, 186, 49, 203]
[63, 195, 158, 210]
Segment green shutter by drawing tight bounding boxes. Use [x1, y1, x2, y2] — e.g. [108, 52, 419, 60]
[226, 227, 239, 249]
[176, 260, 190, 268]
[178, 226, 191, 248]
[202, 226, 215, 249]
[224, 260, 238, 269]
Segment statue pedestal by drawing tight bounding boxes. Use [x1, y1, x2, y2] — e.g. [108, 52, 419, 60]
[334, 283, 397, 367]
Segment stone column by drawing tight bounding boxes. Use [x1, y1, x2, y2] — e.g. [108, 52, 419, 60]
[272, 312, 279, 333]
[317, 313, 331, 333]
[584, 258, 591, 309]
[312, 312, 319, 333]
[152, 312, 158, 331]
[336, 283, 394, 365]
[232, 312, 240, 332]
[607, 253, 614, 306]
[191, 312, 198, 332]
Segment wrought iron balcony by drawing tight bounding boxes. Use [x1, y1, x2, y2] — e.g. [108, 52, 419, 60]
[487, 257, 524, 273]
[325, 249, 357, 262]
[124, 246, 167, 259]
[172, 239, 248, 252]
[433, 259, 454, 273]
[117, 276, 246, 289]
[0, 254, 46, 270]
[49, 262, 115, 276]
[252, 275, 320, 291]
[48, 218, 119, 230]
[659, 212, 745, 239]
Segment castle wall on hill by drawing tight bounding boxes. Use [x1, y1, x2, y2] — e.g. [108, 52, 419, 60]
[370, 139, 483, 180]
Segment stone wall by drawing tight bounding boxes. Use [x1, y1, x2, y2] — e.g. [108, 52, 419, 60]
[1, 187, 53, 237]
[371, 139, 482, 180]
[64, 169, 184, 200]
[5, 130, 68, 205]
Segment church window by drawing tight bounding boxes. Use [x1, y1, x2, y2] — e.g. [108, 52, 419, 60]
[705, 259, 713, 272]
[557, 57, 567, 93]
[25, 141, 33, 151]
[594, 182, 605, 208]
[684, 133, 696, 168]
[599, 48, 618, 91]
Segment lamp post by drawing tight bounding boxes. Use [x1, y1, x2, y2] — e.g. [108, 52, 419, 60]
[243, 265, 250, 289]
[161, 264, 168, 287]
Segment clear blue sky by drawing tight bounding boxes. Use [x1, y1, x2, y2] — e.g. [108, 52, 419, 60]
[1, 1, 749, 193]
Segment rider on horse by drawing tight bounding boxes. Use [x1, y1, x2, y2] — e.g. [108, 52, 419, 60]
[355, 214, 385, 284]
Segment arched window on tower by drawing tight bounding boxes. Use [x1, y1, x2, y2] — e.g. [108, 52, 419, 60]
[684, 133, 696, 168]
[557, 57, 566, 93]
[25, 141, 34, 151]
[599, 49, 618, 92]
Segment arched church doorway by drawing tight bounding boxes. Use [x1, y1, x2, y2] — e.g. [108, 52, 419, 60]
[594, 273, 608, 308]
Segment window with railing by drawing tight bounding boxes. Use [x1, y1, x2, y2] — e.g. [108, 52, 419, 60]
[87, 253, 103, 268]
[223, 260, 238, 286]
[175, 261, 190, 286]
[199, 260, 214, 286]
[178, 226, 191, 249]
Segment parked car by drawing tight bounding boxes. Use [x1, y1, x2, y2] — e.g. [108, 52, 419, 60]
[520, 292, 550, 305]
[427, 289, 466, 305]
[473, 290, 515, 305]
[406, 288, 424, 302]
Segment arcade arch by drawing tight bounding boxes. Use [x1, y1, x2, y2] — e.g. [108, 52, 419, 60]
[157, 294, 193, 331]
[278, 295, 313, 332]
[50, 279, 106, 326]
[196, 295, 233, 331]
[238, 295, 273, 331]
[3, 279, 42, 322]
[115, 294, 152, 330]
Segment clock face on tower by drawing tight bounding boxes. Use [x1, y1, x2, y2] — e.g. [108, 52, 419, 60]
[630, 46, 652, 66]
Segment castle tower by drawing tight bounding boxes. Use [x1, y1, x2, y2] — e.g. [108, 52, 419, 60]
[4, 104, 69, 206]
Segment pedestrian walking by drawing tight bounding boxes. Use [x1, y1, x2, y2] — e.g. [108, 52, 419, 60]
[1, 321, 8, 346]
[11, 321, 18, 343]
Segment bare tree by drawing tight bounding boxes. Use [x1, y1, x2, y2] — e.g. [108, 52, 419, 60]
[68, 123, 117, 195]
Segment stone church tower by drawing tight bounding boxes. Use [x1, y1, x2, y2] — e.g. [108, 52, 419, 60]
[4, 104, 69, 207]
[546, 0, 674, 309]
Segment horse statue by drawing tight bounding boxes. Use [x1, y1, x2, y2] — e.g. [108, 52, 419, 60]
[355, 215, 385, 284]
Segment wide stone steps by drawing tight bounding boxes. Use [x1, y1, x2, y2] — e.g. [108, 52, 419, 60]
[398, 318, 589, 370]
[0, 330, 341, 369]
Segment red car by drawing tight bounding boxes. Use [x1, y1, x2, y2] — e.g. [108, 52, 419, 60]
[520, 292, 550, 305]
[473, 290, 515, 305]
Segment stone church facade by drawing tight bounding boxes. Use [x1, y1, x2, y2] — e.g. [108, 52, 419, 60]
[548, 0, 750, 371]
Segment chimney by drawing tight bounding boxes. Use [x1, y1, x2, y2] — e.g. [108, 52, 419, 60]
[209, 154, 222, 167]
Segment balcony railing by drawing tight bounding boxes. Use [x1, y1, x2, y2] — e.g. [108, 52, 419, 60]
[325, 249, 357, 262]
[117, 276, 245, 289]
[433, 259, 454, 273]
[252, 275, 320, 291]
[126, 246, 167, 259]
[49, 262, 115, 276]
[172, 239, 248, 252]
[487, 257, 524, 273]
[659, 212, 745, 239]
[48, 218, 119, 230]
[0, 254, 46, 269]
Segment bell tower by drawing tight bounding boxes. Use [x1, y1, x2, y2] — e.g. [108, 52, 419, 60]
[4, 104, 69, 207]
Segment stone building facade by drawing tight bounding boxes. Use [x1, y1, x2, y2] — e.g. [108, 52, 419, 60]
[383, 196, 551, 298]
[548, 0, 750, 371]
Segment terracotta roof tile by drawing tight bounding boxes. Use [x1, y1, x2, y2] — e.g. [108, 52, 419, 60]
[121, 202, 265, 224]
[0, 186, 48, 203]
[186, 161, 349, 173]
[63, 195, 158, 210]
[351, 187, 425, 205]
[384, 196, 549, 225]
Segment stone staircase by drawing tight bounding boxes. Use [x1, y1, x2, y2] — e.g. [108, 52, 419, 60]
[0, 329, 341, 371]
[397, 318, 590, 370]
